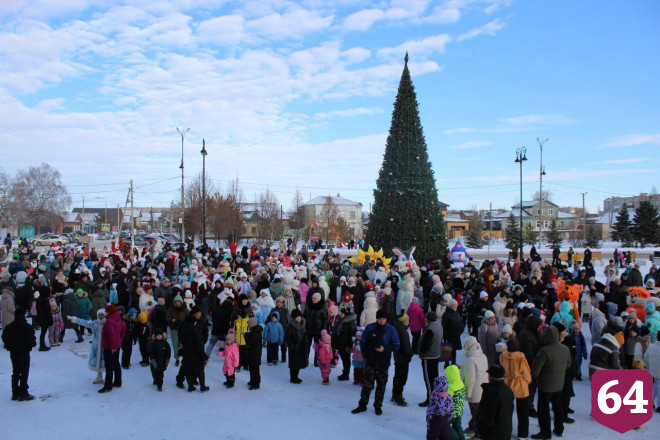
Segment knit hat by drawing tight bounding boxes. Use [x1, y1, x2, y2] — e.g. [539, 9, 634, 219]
[76, 288, 86, 295]
[321, 329, 331, 344]
[97, 308, 106, 317]
[190, 305, 201, 315]
[448, 299, 458, 308]
[128, 308, 138, 317]
[291, 309, 302, 319]
[426, 311, 437, 322]
[248, 317, 258, 329]
[376, 309, 387, 320]
[398, 313, 409, 323]
[311, 292, 322, 303]
[106, 305, 117, 315]
[442, 293, 452, 303]
[640, 326, 651, 337]
[501, 324, 513, 335]
[340, 307, 350, 316]
[480, 291, 489, 299]
[173, 295, 183, 304]
[553, 322, 566, 334]
[484, 310, 495, 320]
[225, 329, 236, 343]
[487, 364, 505, 379]
[506, 338, 520, 352]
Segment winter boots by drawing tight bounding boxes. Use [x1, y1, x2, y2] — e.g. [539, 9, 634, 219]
[391, 394, 408, 406]
[322, 378, 330, 385]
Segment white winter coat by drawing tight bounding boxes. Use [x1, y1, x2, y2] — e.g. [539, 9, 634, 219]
[643, 342, 660, 378]
[461, 337, 489, 403]
[360, 297, 378, 327]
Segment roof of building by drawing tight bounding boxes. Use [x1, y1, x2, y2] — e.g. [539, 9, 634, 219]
[557, 211, 578, 219]
[512, 200, 559, 209]
[594, 209, 635, 224]
[303, 196, 362, 206]
[62, 213, 80, 223]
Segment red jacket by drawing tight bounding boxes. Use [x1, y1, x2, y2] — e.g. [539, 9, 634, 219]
[102, 312, 127, 350]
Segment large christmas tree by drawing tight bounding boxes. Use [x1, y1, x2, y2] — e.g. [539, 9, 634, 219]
[366, 54, 447, 263]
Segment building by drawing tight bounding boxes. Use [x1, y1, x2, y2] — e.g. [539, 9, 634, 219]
[302, 196, 363, 238]
[604, 193, 660, 212]
[498, 200, 579, 240]
[588, 207, 636, 241]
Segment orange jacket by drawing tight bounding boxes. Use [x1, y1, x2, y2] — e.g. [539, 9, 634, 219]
[500, 351, 532, 398]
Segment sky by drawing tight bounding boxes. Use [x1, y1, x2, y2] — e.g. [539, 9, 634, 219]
[0, 0, 659, 214]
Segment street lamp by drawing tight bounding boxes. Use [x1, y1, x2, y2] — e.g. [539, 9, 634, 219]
[176, 127, 190, 243]
[537, 137, 548, 248]
[515, 147, 527, 261]
[201, 138, 207, 245]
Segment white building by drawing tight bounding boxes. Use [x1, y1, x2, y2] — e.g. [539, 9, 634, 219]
[303, 195, 363, 238]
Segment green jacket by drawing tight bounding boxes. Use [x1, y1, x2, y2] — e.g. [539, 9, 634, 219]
[531, 326, 571, 393]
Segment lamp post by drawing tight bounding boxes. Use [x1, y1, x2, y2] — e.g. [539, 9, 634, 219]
[176, 127, 190, 243]
[537, 137, 548, 248]
[201, 138, 207, 245]
[515, 147, 527, 261]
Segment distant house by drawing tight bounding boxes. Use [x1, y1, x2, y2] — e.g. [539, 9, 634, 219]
[588, 208, 636, 241]
[302, 195, 363, 238]
[604, 193, 660, 211]
[72, 207, 124, 232]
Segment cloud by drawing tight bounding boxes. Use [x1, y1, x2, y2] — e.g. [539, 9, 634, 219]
[377, 34, 451, 60]
[196, 15, 244, 45]
[592, 157, 648, 165]
[343, 8, 385, 31]
[312, 107, 383, 119]
[457, 18, 506, 42]
[246, 8, 333, 39]
[600, 134, 660, 148]
[449, 141, 495, 149]
[443, 114, 576, 134]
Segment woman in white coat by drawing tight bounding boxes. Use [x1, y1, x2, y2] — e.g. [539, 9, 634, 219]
[461, 336, 489, 437]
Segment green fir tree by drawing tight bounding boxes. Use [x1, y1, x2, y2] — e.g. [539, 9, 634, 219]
[466, 214, 485, 249]
[366, 54, 447, 262]
[523, 223, 538, 245]
[633, 200, 660, 245]
[585, 225, 601, 248]
[611, 203, 634, 246]
[546, 219, 563, 247]
[504, 212, 521, 251]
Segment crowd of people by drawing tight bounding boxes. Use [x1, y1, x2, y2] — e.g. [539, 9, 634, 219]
[1, 234, 660, 439]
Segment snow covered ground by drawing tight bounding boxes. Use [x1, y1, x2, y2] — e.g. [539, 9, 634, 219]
[1, 264, 660, 439]
[1, 323, 659, 439]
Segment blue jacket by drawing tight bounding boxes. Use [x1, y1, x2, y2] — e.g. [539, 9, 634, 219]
[360, 321, 400, 369]
[263, 312, 284, 344]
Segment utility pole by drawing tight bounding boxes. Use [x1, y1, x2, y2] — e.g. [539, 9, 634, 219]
[177, 127, 190, 243]
[201, 138, 208, 245]
[537, 137, 548, 248]
[515, 147, 527, 261]
[130, 179, 135, 249]
[581, 192, 587, 243]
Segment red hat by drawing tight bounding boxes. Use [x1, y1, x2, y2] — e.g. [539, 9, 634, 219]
[343, 293, 352, 302]
[143, 284, 152, 291]
[367, 283, 374, 290]
[106, 305, 118, 315]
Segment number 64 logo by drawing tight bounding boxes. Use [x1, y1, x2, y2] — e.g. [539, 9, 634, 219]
[591, 370, 653, 433]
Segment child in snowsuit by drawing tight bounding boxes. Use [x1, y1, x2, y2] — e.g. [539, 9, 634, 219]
[219, 329, 239, 388]
[244, 317, 263, 390]
[426, 376, 453, 440]
[234, 308, 250, 371]
[315, 329, 333, 384]
[263, 311, 284, 365]
[572, 323, 587, 380]
[445, 365, 466, 440]
[352, 327, 365, 385]
[137, 311, 151, 366]
[148, 329, 171, 391]
[48, 303, 64, 347]
[122, 308, 138, 369]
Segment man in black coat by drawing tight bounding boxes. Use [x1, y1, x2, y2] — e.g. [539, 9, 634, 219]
[391, 313, 413, 406]
[244, 317, 263, 390]
[333, 307, 357, 381]
[477, 364, 514, 440]
[2, 308, 37, 401]
[286, 309, 309, 383]
[176, 308, 209, 392]
[441, 299, 464, 366]
[518, 314, 542, 417]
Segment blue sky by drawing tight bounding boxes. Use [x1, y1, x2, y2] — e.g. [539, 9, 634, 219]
[0, 0, 658, 213]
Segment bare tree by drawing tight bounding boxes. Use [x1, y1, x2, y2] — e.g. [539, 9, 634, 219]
[256, 189, 282, 243]
[6, 163, 71, 233]
[335, 216, 353, 242]
[287, 189, 305, 245]
[0, 169, 9, 230]
[533, 190, 553, 202]
[317, 196, 339, 244]
[183, 172, 214, 242]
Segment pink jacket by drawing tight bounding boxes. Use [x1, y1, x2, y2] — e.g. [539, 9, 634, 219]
[298, 283, 309, 303]
[220, 343, 240, 376]
[102, 312, 127, 350]
[407, 301, 426, 332]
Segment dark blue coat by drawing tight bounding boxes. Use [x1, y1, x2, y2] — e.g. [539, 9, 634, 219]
[360, 322, 400, 369]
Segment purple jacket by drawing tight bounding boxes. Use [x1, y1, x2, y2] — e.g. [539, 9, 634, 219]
[102, 312, 127, 350]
